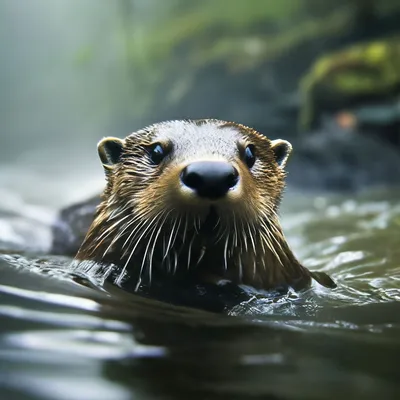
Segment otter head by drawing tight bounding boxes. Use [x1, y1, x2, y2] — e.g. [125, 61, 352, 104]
[76, 119, 335, 292]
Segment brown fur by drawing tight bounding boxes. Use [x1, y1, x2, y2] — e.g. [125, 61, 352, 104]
[75, 119, 336, 292]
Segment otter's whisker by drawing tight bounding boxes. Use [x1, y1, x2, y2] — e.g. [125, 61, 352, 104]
[120, 218, 148, 258]
[181, 213, 188, 244]
[214, 218, 230, 245]
[194, 216, 201, 234]
[149, 209, 173, 260]
[172, 250, 178, 275]
[196, 245, 206, 266]
[247, 222, 257, 254]
[264, 221, 286, 257]
[89, 214, 132, 255]
[213, 228, 225, 245]
[140, 218, 162, 287]
[166, 253, 172, 274]
[258, 207, 286, 254]
[163, 217, 178, 261]
[121, 211, 152, 251]
[121, 208, 162, 253]
[213, 214, 221, 230]
[259, 223, 283, 266]
[102, 213, 149, 258]
[171, 216, 182, 250]
[240, 219, 248, 253]
[232, 211, 238, 249]
[116, 212, 161, 286]
[96, 214, 131, 243]
[162, 235, 166, 258]
[187, 231, 196, 270]
[223, 232, 229, 271]
[134, 276, 142, 291]
[148, 211, 168, 284]
[261, 256, 266, 271]
[257, 225, 267, 255]
[238, 255, 243, 281]
[107, 202, 130, 222]
[258, 222, 273, 247]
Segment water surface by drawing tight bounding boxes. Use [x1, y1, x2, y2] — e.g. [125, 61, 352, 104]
[0, 188, 399, 399]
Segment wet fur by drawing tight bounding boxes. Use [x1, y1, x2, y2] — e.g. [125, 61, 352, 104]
[75, 119, 336, 292]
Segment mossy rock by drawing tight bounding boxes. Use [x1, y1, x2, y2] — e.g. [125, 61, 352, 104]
[300, 37, 400, 130]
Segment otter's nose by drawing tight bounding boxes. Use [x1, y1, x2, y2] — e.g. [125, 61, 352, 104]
[180, 161, 239, 199]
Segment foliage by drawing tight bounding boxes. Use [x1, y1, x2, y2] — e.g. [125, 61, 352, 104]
[71, 0, 400, 124]
[300, 37, 400, 130]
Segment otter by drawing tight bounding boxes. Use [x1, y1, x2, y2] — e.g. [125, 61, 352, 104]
[71, 119, 336, 300]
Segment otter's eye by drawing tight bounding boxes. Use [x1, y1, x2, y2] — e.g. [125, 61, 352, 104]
[244, 144, 256, 168]
[148, 143, 166, 165]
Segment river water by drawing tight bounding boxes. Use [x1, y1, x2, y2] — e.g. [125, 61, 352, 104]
[0, 185, 399, 400]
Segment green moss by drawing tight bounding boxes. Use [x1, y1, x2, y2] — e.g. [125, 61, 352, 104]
[120, 1, 353, 116]
[139, 0, 302, 62]
[190, 9, 350, 72]
[111, 0, 400, 120]
[300, 37, 400, 130]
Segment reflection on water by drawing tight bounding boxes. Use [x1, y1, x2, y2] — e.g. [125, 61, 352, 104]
[0, 188, 400, 399]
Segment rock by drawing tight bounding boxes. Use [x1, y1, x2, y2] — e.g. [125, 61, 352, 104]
[51, 195, 99, 256]
[287, 123, 400, 191]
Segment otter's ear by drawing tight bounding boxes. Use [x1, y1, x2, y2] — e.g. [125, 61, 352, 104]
[97, 137, 125, 171]
[271, 139, 292, 169]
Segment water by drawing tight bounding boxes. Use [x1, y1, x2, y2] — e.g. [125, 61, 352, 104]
[0, 188, 400, 399]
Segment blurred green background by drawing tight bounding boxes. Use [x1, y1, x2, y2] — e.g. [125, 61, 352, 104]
[1, 0, 400, 206]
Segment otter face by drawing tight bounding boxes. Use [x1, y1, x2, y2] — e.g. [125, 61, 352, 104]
[98, 120, 291, 227]
[81, 119, 300, 289]
[76, 119, 337, 292]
